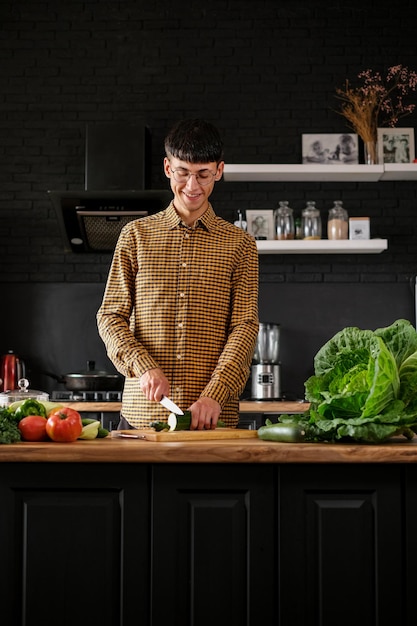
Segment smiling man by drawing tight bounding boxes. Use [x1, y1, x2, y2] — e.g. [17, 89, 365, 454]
[97, 119, 259, 430]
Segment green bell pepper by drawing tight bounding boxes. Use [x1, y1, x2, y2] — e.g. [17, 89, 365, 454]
[14, 399, 47, 421]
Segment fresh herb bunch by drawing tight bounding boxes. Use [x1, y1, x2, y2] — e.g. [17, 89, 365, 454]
[335, 65, 417, 143]
[0, 407, 21, 444]
[280, 319, 417, 444]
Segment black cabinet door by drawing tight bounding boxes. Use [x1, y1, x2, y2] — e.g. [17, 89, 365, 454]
[404, 466, 417, 626]
[151, 463, 276, 626]
[279, 464, 404, 626]
[0, 463, 150, 626]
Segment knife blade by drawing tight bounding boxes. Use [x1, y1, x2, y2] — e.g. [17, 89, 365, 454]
[160, 395, 184, 415]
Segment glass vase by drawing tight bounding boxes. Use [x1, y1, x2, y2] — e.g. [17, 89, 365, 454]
[364, 140, 378, 165]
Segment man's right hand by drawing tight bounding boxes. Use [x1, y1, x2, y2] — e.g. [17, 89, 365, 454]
[139, 368, 170, 402]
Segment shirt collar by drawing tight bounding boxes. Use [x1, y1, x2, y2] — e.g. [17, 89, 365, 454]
[165, 202, 217, 232]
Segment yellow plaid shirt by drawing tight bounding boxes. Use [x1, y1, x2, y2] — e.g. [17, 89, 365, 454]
[97, 202, 259, 428]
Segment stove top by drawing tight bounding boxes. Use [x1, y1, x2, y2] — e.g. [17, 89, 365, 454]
[51, 390, 123, 402]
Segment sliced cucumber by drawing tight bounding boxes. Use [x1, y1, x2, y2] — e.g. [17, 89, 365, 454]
[167, 411, 226, 431]
[79, 420, 101, 440]
[168, 411, 192, 431]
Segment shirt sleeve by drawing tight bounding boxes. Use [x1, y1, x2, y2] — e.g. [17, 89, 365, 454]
[201, 234, 259, 406]
[96, 226, 159, 378]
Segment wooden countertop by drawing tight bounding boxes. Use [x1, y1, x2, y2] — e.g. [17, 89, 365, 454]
[65, 400, 310, 413]
[1, 435, 417, 464]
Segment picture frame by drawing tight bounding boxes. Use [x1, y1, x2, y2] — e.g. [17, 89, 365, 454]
[302, 133, 359, 164]
[377, 128, 415, 164]
[246, 209, 275, 240]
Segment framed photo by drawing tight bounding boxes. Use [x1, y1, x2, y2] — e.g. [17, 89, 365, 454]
[302, 133, 359, 164]
[377, 128, 415, 164]
[246, 209, 275, 240]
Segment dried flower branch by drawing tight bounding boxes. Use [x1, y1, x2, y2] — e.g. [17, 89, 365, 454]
[335, 65, 417, 143]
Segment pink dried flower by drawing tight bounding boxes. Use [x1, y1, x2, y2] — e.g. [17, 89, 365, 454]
[335, 65, 417, 143]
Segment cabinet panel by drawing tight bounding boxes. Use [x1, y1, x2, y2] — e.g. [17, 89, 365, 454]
[20, 489, 121, 626]
[404, 466, 417, 626]
[279, 465, 403, 626]
[151, 464, 276, 626]
[0, 463, 150, 626]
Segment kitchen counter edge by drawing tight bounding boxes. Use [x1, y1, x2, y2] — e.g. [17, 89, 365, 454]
[64, 400, 310, 413]
[1, 436, 417, 464]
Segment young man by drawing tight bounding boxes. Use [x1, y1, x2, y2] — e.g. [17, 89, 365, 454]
[97, 119, 259, 429]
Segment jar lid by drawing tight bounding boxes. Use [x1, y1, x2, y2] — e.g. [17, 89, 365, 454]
[0, 378, 49, 407]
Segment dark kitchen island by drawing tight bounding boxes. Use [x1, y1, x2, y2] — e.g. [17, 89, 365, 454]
[1, 436, 416, 626]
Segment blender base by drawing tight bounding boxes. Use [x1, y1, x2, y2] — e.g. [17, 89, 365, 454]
[251, 363, 281, 400]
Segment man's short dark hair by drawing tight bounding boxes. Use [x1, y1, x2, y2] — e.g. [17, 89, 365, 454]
[164, 118, 224, 163]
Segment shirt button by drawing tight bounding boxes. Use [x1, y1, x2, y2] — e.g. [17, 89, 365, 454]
[181, 262, 187, 268]
[177, 354, 182, 360]
[179, 292, 185, 298]
[178, 322, 183, 328]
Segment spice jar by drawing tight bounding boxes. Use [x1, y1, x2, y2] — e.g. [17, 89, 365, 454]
[275, 201, 295, 240]
[327, 201, 349, 240]
[301, 201, 322, 240]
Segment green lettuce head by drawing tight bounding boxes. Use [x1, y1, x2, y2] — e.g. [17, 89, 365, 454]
[305, 326, 399, 420]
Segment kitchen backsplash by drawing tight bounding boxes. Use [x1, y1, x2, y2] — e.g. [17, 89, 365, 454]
[1, 1, 417, 397]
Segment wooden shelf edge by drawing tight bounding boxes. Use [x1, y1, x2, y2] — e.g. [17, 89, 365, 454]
[256, 239, 388, 254]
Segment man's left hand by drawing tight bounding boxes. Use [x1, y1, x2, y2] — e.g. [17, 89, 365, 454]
[188, 397, 222, 430]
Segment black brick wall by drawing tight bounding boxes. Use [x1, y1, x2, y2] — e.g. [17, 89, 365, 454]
[1, 0, 417, 284]
[1, 0, 417, 396]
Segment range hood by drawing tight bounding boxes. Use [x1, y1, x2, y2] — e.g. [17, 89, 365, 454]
[48, 123, 172, 253]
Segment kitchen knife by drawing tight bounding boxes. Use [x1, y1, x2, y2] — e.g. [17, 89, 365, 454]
[160, 395, 184, 415]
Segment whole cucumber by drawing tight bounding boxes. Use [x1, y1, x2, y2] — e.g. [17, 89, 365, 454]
[258, 422, 306, 443]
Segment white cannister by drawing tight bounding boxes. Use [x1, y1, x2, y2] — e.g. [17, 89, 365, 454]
[349, 217, 370, 239]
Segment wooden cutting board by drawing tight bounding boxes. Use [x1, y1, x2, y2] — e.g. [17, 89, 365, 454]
[111, 428, 258, 441]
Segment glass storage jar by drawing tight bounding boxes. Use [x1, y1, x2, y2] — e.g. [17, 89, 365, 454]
[275, 201, 295, 240]
[301, 201, 322, 240]
[327, 200, 349, 240]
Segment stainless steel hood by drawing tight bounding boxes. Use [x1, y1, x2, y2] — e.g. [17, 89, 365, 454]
[48, 189, 172, 253]
[49, 123, 172, 253]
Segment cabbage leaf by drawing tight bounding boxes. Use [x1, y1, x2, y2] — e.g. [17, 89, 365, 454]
[295, 319, 417, 443]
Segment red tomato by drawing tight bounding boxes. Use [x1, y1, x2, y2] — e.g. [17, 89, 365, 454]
[46, 407, 83, 443]
[18, 415, 48, 442]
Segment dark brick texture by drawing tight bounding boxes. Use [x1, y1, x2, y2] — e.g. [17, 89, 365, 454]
[1, 1, 417, 396]
[1, 0, 416, 284]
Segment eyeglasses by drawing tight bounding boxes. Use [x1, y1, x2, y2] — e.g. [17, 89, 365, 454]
[170, 167, 218, 186]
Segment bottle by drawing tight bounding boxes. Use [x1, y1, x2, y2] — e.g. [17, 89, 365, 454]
[294, 216, 302, 240]
[234, 210, 247, 231]
[327, 201, 348, 240]
[275, 201, 295, 240]
[301, 201, 322, 240]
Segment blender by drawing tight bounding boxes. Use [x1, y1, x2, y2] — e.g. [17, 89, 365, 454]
[251, 323, 281, 400]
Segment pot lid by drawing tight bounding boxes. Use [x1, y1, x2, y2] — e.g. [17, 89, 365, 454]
[64, 360, 121, 378]
[0, 378, 49, 407]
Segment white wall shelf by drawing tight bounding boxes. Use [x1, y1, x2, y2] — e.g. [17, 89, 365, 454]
[223, 163, 417, 182]
[256, 239, 388, 254]
[380, 163, 417, 180]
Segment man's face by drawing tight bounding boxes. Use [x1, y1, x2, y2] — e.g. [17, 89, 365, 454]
[164, 156, 224, 223]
